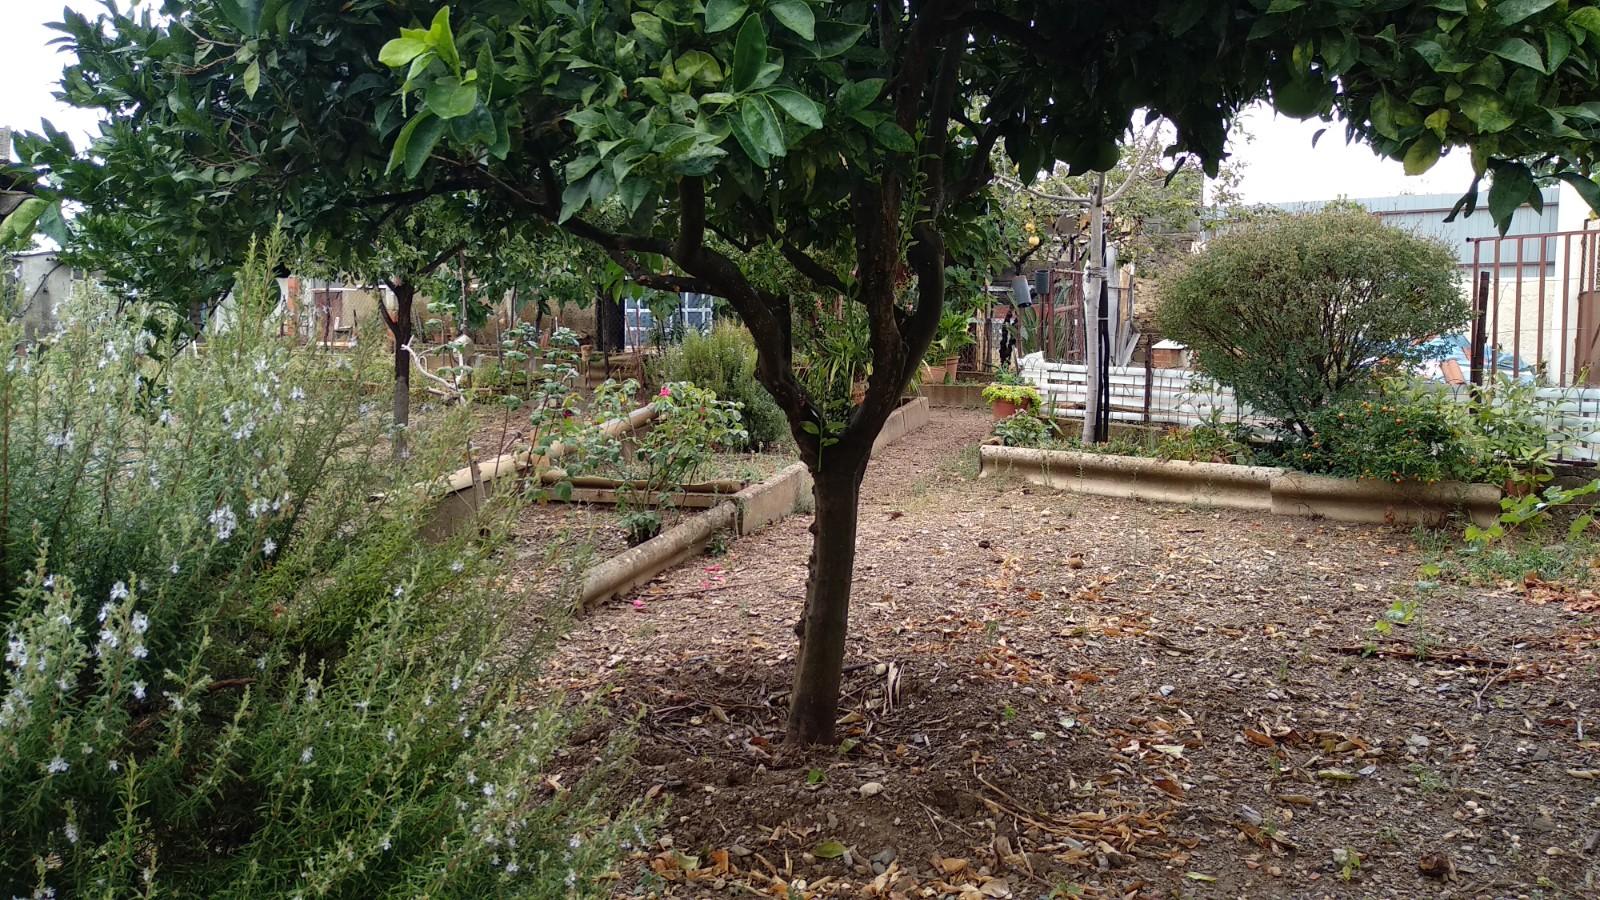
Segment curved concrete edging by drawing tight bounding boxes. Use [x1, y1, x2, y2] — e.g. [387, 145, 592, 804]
[578, 395, 932, 610]
[874, 396, 932, 452]
[579, 501, 739, 609]
[423, 403, 658, 540]
[978, 445, 1502, 527]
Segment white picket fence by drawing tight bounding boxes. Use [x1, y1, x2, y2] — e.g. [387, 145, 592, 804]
[1020, 353, 1600, 462]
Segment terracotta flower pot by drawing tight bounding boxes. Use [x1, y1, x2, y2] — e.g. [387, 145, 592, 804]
[942, 356, 960, 383]
[991, 397, 1034, 421]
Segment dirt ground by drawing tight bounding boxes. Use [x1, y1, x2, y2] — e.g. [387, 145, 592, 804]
[538, 409, 1600, 899]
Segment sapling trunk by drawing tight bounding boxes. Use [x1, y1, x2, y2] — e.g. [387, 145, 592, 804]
[388, 283, 416, 461]
[785, 452, 870, 745]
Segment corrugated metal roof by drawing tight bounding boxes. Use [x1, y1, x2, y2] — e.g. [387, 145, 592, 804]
[1276, 188, 1561, 267]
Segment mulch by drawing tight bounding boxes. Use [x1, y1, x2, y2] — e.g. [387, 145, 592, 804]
[529, 409, 1600, 898]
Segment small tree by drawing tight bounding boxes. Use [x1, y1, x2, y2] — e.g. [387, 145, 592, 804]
[1157, 207, 1466, 433]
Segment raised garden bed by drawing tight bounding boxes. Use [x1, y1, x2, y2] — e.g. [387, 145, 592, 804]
[978, 444, 1503, 527]
[430, 397, 932, 609]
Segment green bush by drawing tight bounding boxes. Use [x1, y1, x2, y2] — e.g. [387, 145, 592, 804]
[658, 322, 786, 448]
[1153, 420, 1257, 465]
[1157, 206, 1466, 433]
[1279, 379, 1475, 483]
[0, 242, 642, 897]
[992, 410, 1054, 447]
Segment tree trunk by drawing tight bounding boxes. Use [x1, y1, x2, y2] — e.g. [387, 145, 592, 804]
[389, 282, 416, 460]
[596, 292, 625, 353]
[786, 453, 870, 745]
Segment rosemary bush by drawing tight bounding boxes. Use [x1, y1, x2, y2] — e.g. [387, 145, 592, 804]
[1, 241, 641, 897]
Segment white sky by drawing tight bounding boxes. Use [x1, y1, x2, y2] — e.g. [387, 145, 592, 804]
[0, 0, 1541, 210]
[2, 0, 105, 147]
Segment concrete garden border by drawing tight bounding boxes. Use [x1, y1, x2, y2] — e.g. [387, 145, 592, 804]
[423, 403, 658, 540]
[579, 396, 932, 609]
[978, 445, 1502, 527]
[918, 383, 987, 408]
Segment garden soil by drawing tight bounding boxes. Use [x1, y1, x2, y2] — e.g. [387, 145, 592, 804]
[536, 409, 1600, 898]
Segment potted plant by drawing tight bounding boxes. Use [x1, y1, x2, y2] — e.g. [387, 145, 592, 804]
[926, 310, 976, 383]
[983, 371, 1042, 421]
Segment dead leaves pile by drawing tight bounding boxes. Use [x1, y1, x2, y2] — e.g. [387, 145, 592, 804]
[1522, 573, 1600, 613]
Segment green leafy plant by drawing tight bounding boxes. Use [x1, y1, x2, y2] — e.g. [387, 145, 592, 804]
[981, 382, 1041, 407]
[795, 304, 872, 422]
[1153, 419, 1256, 465]
[619, 509, 664, 546]
[17, 0, 1600, 751]
[993, 411, 1055, 448]
[1282, 381, 1475, 484]
[0, 248, 644, 896]
[1467, 479, 1600, 545]
[657, 322, 786, 449]
[925, 309, 976, 369]
[1459, 376, 1565, 489]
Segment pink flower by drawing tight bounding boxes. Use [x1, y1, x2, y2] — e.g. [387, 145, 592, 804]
[659, 386, 671, 397]
[631, 598, 645, 610]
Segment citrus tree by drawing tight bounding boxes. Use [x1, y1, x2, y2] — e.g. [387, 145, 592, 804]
[8, 0, 1600, 745]
[369, 0, 1600, 743]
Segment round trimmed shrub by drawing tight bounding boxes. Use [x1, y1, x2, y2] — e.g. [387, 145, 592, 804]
[1156, 206, 1466, 434]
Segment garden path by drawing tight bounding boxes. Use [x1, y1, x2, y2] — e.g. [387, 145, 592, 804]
[541, 409, 1600, 898]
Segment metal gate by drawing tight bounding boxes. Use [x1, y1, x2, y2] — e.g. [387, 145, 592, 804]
[1467, 223, 1600, 386]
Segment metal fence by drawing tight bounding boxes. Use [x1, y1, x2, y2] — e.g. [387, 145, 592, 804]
[1022, 352, 1600, 461]
[1467, 224, 1600, 386]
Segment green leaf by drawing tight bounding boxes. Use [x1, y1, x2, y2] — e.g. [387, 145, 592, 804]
[1402, 133, 1441, 175]
[0, 197, 49, 247]
[813, 21, 867, 57]
[705, 0, 747, 32]
[1459, 87, 1515, 132]
[675, 50, 724, 84]
[1487, 161, 1535, 232]
[1547, 26, 1572, 71]
[730, 16, 767, 92]
[565, 154, 601, 181]
[242, 60, 261, 98]
[216, 0, 264, 35]
[1490, 37, 1544, 71]
[766, 88, 822, 128]
[630, 12, 668, 45]
[837, 78, 885, 117]
[386, 111, 446, 178]
[873, 121, 916, 152]
[769, 0, 815, 40]
[1555, 171, 1600, 217]
[379, 35, 429, 68]
[1571, 7, 1600, 39]
[1370, 91, 1400, 138]
[33, 200, 67, 247]
[740, 96, 786, 157]
[426, 76, 478, 119]
[619, 175, 652, 215]
[1497, 0, 1557, 25]
[558, 178, 590, 222]
[427, 7, 460, 75]
[812, 840, 847, 859]
[1424, 107, 1451, 138]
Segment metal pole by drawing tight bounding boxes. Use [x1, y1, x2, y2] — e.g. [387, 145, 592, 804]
[1470, 271, 1489, 388]
[1081, 174, 1106, 444]
[1143, 337, 1154, 425]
